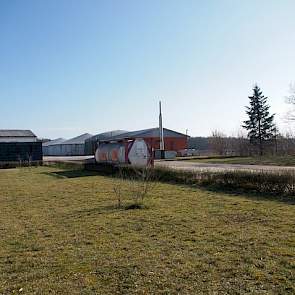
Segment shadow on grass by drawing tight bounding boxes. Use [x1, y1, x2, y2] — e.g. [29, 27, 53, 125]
[69, 205, 118, 217]
[44, 168, 295, 205]
[197, 185, 295, 205]
[44, 170, 100, 179]
[67, 203, 146, 219]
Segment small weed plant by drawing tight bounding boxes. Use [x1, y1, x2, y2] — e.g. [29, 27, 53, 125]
[112, 166, 157, 209]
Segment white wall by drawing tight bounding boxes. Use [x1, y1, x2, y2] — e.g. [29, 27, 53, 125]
[0, 137, 37, 143]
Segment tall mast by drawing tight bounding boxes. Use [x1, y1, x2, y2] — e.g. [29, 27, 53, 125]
[159, 101, 165, 157]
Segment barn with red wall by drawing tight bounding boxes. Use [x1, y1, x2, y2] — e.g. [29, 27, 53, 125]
[110, 128, 187, 152]
[87, 128, 188, 156]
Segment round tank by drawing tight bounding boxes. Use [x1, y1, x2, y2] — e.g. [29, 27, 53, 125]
[95, 142, 125, 164]
[128, 138, 149, 166]
[95, 139, 150, 166]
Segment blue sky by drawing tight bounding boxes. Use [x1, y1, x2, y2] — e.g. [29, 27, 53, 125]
[1, 0, 295, 139]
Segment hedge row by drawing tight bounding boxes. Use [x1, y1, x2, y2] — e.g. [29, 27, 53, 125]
[119, 166, 295, 196]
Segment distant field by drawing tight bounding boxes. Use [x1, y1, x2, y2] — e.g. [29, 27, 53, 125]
[0, 166, 294, 294]
[184, 155, 295, 166]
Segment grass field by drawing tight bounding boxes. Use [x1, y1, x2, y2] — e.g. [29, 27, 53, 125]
[0, 166, 294, 294]
[185, 155, 295, 166]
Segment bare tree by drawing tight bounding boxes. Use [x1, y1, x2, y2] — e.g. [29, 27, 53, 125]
[234, 130, 251, 156]
[112, 168, 126, 208]
[208, 130, 227, 155]
[18, 154, 22, 167]
[280, 131, 295, 155]
[285, 83, 295, 121]
[128, 167, 157, 205]
[112, 166, 157, 209]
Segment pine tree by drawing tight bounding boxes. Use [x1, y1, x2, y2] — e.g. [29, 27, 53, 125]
[243, 85, 275, 156]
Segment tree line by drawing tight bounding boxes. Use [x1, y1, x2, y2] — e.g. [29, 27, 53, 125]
[189, 83, 295, 156]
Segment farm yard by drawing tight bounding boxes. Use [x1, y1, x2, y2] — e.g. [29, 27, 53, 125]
[0, 166, 294, 294]
[183, 156, 295, 167]
[2, 1, 295, 294]
[157, 155, 295, 174]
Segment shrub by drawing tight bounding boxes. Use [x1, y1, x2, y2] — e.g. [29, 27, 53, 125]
[98, 165, 295, 205]
[112, 166, 158, 209]
[152, 167, 295, 196]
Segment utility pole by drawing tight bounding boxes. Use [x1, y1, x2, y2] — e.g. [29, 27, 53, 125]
[159, 101, 165, 159]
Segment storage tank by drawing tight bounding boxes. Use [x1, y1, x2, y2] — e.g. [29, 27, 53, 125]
[95, 139, 152, 167]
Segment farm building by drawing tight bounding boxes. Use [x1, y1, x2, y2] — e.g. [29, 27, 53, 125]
[0, 130, 42, 164]
[43, 133, 92, 156]
[86, 128, 188, 156]
[0, 129, 37, 143]
[85, 130, 128, 155]
[42, 138, 66, 156]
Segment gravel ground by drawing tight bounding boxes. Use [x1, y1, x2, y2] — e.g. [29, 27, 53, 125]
[155, 160, 295, 172]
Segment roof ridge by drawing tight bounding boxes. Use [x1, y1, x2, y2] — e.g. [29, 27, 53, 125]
[0, 130, 36, 137]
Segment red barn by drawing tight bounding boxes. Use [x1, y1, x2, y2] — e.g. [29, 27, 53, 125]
[99, 128, 188, 156]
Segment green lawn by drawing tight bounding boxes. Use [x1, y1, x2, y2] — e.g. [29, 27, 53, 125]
[0, 166, 294, 294]
[186, 155, 295, 166]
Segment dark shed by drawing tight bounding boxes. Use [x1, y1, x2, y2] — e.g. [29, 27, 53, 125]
[0, 130, 42, 165]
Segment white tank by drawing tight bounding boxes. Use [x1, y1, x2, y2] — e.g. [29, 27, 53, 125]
[95, 139, 151, 167]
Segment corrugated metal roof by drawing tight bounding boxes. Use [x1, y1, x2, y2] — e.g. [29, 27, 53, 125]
[62, 133, 93, 145]
[85, 130, 129, 143]
[0, 130, 37, 137]
[42, 138, 66, 147]
[103, 128, 188, 141]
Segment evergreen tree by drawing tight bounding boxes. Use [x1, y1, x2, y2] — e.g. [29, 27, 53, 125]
[243, 85, 275, 155]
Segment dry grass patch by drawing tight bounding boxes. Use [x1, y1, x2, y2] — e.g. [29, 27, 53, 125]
[0, 166, 294, 294]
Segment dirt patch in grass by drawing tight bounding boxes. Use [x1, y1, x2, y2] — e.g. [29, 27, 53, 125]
[0, 166, 294, 294]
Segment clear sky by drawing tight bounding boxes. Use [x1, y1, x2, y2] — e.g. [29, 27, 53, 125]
[1, 0, 295, 139]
